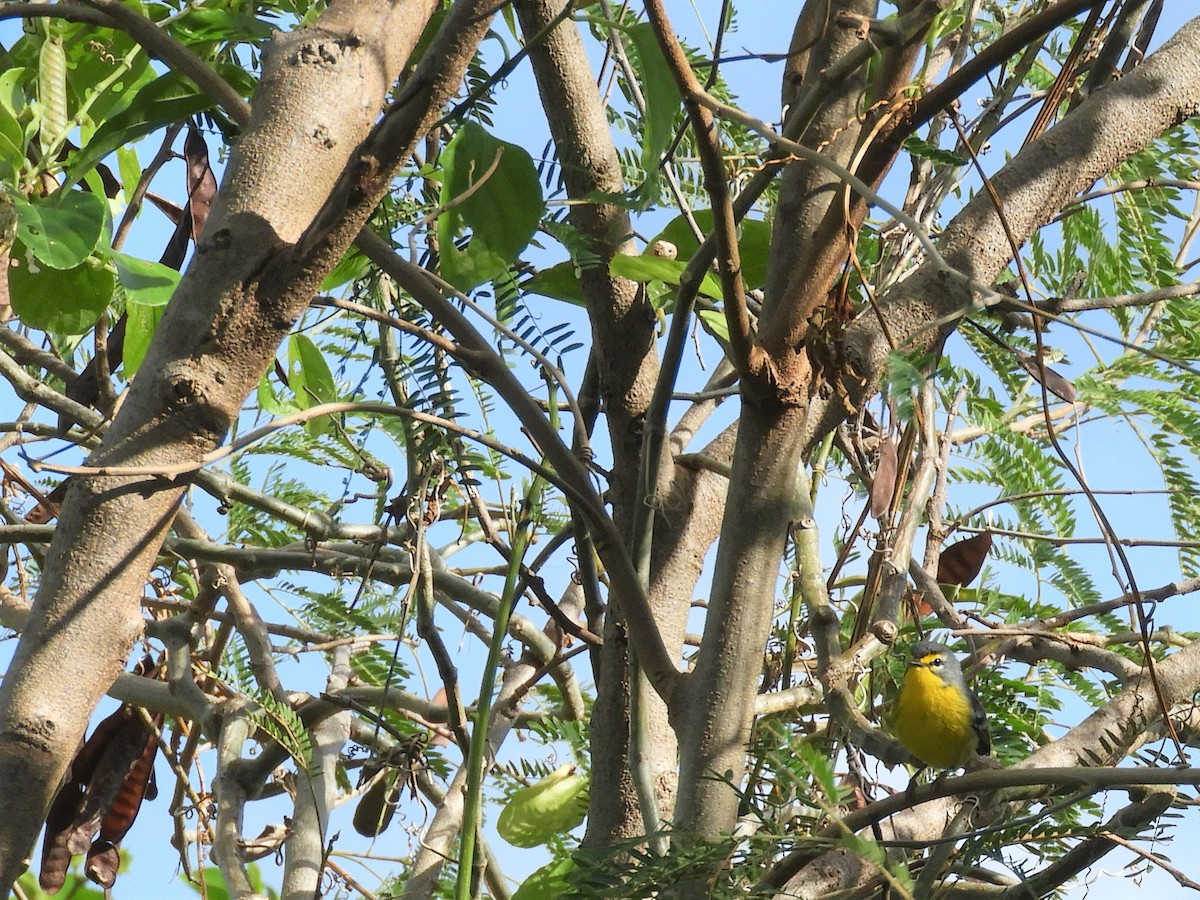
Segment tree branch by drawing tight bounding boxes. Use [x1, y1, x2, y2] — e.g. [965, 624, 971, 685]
[808, 13, 1200, 454]
[0, 2, 448, 883]
[356, 231, 683, 705]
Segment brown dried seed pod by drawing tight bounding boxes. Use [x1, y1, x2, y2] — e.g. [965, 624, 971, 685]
[85, 839, 120, 889]
[353, 768, 402, 837]
[67, 712, 151, 854]
[96, 715, 162, 847]
[937, 532, 994, 588]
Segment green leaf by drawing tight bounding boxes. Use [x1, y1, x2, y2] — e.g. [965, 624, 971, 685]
[124, 300, 165, 377]
[652, 211, 772, 291]
[697, 308, 729, 342]
[0, 68, 29, 122]
[116, 145, 141, 205]
[10, 190, 106, 269]
[180, 867, 231, 900]
[522, 261, 585, 305]
[501, 2, 518, 40]
[245, 862, 278, 900]
[624, 23, 682, 204]
[320, 247, 370, 291]
[288, 333, 337, 436]
[0, 101, 24, 181]
[609, 252, 723, 298]
[109, 250, 181, 306]
[9, 239, 113, 334]
[66, 71, 213, 189]
[247, 687, 313, 775]
[171, 6, 276, 44]
[65, 23, 155, 126]
[288, 334, 337, 406]
[16, 870, 107, 900]
[903, 135, 969, 167]
[178, 862, 276, 900]
[497, 764, 588, 848]
[438, 120, 544, 290]
[257, 372, 300, 416]
[794, 741, 841, 805]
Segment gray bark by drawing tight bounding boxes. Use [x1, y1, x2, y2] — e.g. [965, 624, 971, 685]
[0, 1, 450, 888]
[826, 15, 1200, 443]
[775, 13, 1200, 897]
[515, 0, 680, 845]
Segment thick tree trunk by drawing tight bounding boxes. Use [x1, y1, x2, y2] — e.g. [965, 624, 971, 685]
[776, 12, 1200, 896]
[0, 1, 451, 888]
[675, 397, 808, 837]
[515, 0, 688, 845]
[672, 0, 878, 841]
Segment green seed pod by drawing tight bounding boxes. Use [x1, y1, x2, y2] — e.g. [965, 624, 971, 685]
[497, 764, 588, 848]
[38, 33, 67, 156]
[512, 856, 576, 900]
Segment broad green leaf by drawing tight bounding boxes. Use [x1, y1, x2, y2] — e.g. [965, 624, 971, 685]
[180, 867, 231, 900]
[8, 239, 113, 334]
[0, 65, 26, 181]
[903, 136, 968, 167]
[245, 862, 277, 900]
[652, 211, 773, 291]
[16, 870, 107, 900]
[124, 300, 165, 376]
[320, 247, 370, 291]
[288, 333, 337, 436]
[116, 145, 141, 205]
[110, 250, 181, 306]
[513, 856, 576, 900]
[81, 169, 112, 212]
[438, 120, 544, 290]
[65, 23, 155, 126]
[10, 189, 106, 269]
[288, 334, 337, 407]
[624, 23, 682, 204]
[257, 373, 299, 416]
[609, 252, 723, 298]
[0, 103, 24, 181]
[178, 862, 276, 900]
[172, 6, 277, 44]
[0, 68, 28, 121]
[698, 308, 729, 342]
[66, 71, 213, 189]
[523, 261, 585, 305]
[496, 764, 588, 848]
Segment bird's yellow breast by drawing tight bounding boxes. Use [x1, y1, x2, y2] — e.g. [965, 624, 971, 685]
[894, 664, 977, 769]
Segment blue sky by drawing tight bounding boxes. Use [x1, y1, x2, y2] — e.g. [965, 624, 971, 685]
[4, 3, 1200, 898]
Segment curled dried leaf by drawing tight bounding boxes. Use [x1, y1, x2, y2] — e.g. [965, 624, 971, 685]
[869, 439, 898, 520]
[1018, 353, 1076, 403]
